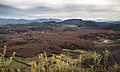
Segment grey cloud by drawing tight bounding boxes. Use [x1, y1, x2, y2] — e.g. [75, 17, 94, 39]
[0, 4, 24, 16]
[0, 3, 59, 17]
[0, 1, 120, 20]
[59, 4, 118, 13]
[25, 6, 59, 14]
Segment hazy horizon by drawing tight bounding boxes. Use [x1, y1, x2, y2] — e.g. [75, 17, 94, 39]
[0, 0, 120, 21]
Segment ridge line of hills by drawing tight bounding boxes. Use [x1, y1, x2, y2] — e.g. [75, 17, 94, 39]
[0, 18, 120, 25]
[0, 18, 120, 32]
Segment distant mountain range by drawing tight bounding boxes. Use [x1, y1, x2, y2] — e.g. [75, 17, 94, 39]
[105, 21, 120, 24]
[0, 18, 62, 26]
[61, 19, 108, 26]
[0, 18, 120, 27]
[0, 19, 120, 34]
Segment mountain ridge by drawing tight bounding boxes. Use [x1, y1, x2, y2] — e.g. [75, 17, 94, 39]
[0, 18, 120, 27]
[0, 18, 62, 26]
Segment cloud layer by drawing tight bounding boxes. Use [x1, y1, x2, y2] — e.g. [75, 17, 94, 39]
[0, 0, 120, 20]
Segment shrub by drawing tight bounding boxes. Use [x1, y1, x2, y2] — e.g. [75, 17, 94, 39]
[79, 50, 120, 72]
[31, 52, 75, 72]
[0, 46, 15, 72]
[31, 50, 120, 72]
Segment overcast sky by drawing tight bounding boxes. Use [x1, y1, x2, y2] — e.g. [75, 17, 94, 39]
[0, 0, 120, 20]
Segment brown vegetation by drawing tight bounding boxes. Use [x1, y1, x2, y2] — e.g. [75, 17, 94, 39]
[0, 28, 119, 58]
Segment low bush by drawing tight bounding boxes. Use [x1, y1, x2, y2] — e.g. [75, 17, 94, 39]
[31, 50, 120, 72]
[0, 46, 15, 72]
[31, 52, 75, 72]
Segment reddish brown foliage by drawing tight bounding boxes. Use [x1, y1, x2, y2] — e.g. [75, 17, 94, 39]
[0, 29, 119, 57]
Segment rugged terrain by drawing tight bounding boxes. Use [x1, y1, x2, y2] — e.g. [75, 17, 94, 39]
[0, 20, 120, 72]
